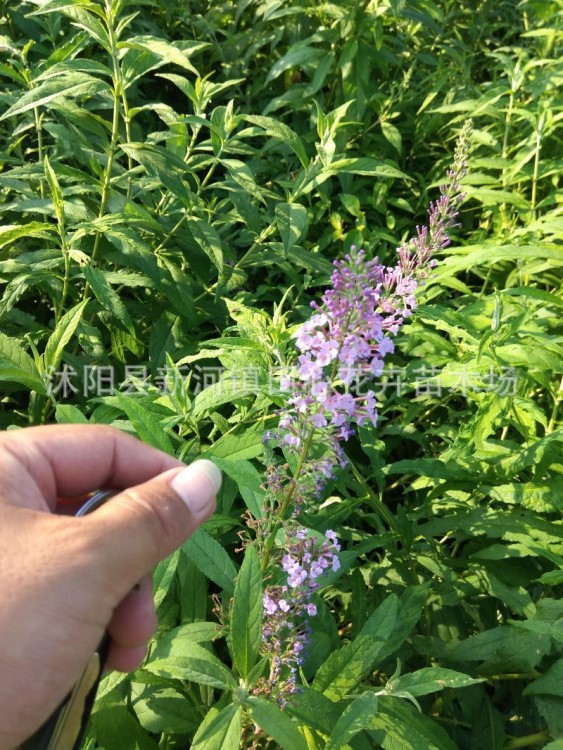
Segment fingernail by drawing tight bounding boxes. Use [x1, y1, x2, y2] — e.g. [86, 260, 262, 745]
[169, 459, 221, 516]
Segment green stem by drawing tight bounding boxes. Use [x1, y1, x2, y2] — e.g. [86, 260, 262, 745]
[120, 90, 133, 199]
[501, 91, 514, 170]
[234, 221, 276, 270]
[154, 160, 219, 255]
[503, 731, 551, 749]
[83, 5, 122, 300]
[260, 428, 316, 573]
[546, 375, 563, 433]
[530, 110, 544, 222]
[34, 106, 45, 199]
[486, 671, 541, 681]
[57, 240, 71, 323]
[347, 460, 401, 535]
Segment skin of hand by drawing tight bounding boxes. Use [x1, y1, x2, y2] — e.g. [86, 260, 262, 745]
[0, 424, 221, 750]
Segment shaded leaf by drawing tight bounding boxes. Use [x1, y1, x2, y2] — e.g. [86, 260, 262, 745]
[231, 545, 263, 679]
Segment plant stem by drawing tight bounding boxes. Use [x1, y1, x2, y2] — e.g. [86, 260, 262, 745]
[120, 90, 133, 199]
[34, 106, 45, 198]
[503, 731, 551, 749]
[153, 160, 219, 255]
[530, 109, 544, 222]
[83, 4, 122, 300]
[347, 459, 401, 535]
[546, 375, 563, 433]
[260, 428, 316, 573]
[57, 238, 71, 324]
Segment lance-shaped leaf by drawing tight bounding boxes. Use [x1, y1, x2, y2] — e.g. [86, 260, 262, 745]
[0, 332, 47, 395]
[145, 640, 236, 690]
[43, 299, 89, 372]
[326, 691, 379, 750]
[191, 704, 243, 750]
[231, 545, 263, 679]
[0, 71, 106, 120]
[82, 264, 135, 335]
[247, 697, 308, 750]
[183, 526, 238, 594]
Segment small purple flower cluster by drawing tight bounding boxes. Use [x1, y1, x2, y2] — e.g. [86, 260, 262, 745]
[255, 120, 472, 706]
[258, 530, 341, 705]
[274, 121, 472, 495]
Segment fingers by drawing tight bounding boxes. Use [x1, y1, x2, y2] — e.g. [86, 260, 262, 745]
[106, 575, 156, 672]
[107, 575, 157, 649]
[106, 643, 149, 673]
[0, 425, 183, 511]
[81, 459, 221, 600]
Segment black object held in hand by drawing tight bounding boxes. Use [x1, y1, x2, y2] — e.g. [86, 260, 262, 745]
[19, 489, 118, 750]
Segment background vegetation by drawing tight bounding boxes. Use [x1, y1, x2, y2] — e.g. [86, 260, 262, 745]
[0, 0, 562, 748]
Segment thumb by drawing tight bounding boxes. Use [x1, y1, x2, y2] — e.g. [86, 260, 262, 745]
[83, 459, 221, 600]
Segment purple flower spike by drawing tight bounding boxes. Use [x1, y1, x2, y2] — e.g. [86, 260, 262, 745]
[255, 120, 472, 708]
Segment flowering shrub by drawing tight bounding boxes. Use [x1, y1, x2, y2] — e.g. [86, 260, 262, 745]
[250, 121, 472, 715]
[1, 0, 561, 747]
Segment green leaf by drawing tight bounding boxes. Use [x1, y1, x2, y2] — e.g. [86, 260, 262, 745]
[153, 549, 180, 609]
[449, 626, 551, 672]
[360, 594, 399, 639]
[436, 244, 563, 278]
[82, 265, 135, 334]
[152, 622, 219, 652]
[0, 222, 54, 250]
[0, 71, 106, 120]
[247, 697, 308, 750]
[0, 332, 47, 394]
[29, 3, 106, 22]
[376, 584, 430, 664]
[222, 158, 266, 203]
[183, 526, 238, 594]
[191, 704, 243, 750]
[389, 668, 485, 697]
[43, 155, 65, 226]
[44, 299, 89, 372]
[91, 693, 158, 750]
[369, 696, 457, 750]
[524, 659, 563, 698]
[149, 312, 178, 377]
[275, 202, 308, 254]
[245, 114, 308, 167]
[191, 379, 260, 419]
[55, 403, 89, 424]
[327, 691, 379, 750]
[205, 424, 265, 462]
[188, 218, 223, 272]
[120, 35, 199, 75]
[464, 186, 529, 209]
[313, 635, 386, 700]
[231, 545, 263, 679]
[287, 686, 342, 735]
[210, 457, 265, 518]
[177, 553, 208, 622]
[120, 143, 193, 204]
[132, 685, 200, 735]
[112, 392, 174, 454]
[145, 640, 236, 690]
[104, 227, 163, 289]
[265, 42, 324, 84]
[327, 157, 408, 179]
[385, 458, 473, 481]
[496, 343, 561, 372]
[381, 121, 402, 154]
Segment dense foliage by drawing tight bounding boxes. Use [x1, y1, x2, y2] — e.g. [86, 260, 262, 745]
[0, 0, 562, 748]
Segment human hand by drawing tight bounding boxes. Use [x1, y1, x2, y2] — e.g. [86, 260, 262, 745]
[0, 424, 221, 750]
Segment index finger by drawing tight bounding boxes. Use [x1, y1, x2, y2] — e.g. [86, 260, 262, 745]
[0, 424, 183, 510]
